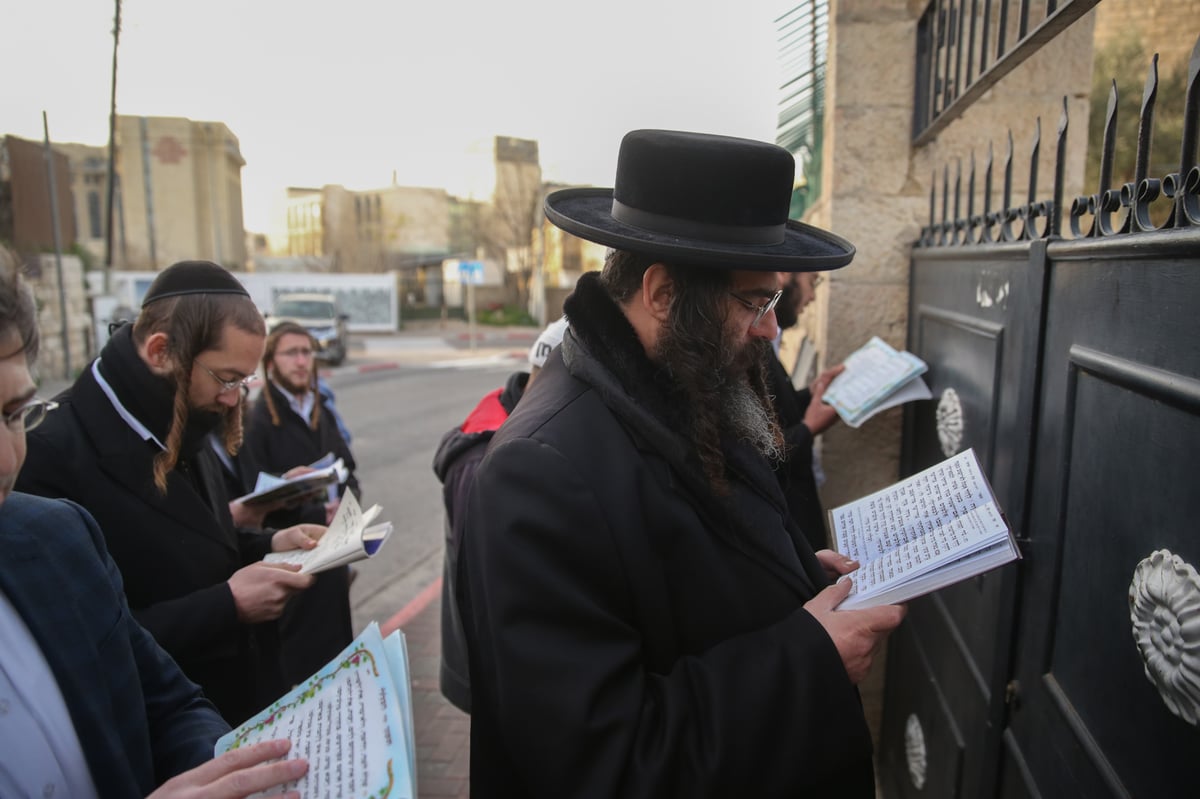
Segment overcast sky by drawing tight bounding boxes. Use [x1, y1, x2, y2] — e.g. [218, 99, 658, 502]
[5, 0, 795, 234]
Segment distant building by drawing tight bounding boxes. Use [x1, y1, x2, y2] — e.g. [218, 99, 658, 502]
[284, 183, 452, 273]
[53, 142, 110, 264]
[111, 115, 247, 270]
[0, 134, 76, 254]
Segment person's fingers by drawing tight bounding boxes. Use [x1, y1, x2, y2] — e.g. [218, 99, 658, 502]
[863, 603, 907, 631]
[815, 549, 859, 575]
[809, 577, 853, 612]
[210, 755, 308, 799]
[188, 740, 293, 782]
[260, 561, 303, 573]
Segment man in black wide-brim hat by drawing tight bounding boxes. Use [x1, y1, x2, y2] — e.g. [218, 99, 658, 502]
[457, 129, 907, 798]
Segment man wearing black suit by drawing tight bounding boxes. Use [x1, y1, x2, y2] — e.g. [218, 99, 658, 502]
[765, 269, 845, 551]
[18, 260, 325, 725]
[0, 248, 306, 797]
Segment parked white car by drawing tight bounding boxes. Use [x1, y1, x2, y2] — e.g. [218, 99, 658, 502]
[267, 292, 349, 365]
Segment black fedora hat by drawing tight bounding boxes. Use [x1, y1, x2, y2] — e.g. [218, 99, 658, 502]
[544, 129, 854, 272]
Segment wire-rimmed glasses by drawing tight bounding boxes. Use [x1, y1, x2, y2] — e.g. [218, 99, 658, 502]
[728, 288, 784, 327]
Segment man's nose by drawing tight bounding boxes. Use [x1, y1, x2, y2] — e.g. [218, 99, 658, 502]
[750, 310, 780, 341]
[216, 388, 242, 408]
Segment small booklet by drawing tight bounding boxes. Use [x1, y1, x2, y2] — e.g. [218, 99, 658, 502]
[215, 621, 416, 798]
[233, 455, 349, 508]
[264, 491, 393, 575]
[829, 448, 1020, 610]
[822, 336, 932, 428]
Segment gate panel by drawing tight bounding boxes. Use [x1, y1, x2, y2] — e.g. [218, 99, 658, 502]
[1005, 236, 1200, 797]
[882, 244, 1044, 799]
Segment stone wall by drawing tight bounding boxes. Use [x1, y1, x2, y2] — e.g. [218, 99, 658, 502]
[25, 253, 93, 382]
[807, 0, 1095, 514]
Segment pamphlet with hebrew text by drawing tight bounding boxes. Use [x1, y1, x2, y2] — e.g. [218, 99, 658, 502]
[830, 448, 1019, 610]
[822, 336, 932, 428]
[233, 455, 349, 508]
[264, 491, 393, 575]
[215, 621, 415, 798]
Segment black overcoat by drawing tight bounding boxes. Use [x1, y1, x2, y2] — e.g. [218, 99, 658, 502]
[459, 274, 876, 799]
[17, 364, 282, 725]
[241, 381, 360, 529]
[765, 353, 830, 551]
[239, 381, 357, 685]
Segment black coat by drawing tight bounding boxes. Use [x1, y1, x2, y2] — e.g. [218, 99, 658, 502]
[17, 360, 284, 726]
[241, 381, 360, 529]
[459, 273, 875, 799]
[432, 370, 527, 713]
[766, 353, 830, 551]
[239, 381, 357, 685]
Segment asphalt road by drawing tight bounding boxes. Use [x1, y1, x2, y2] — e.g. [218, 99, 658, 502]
[328, 359, 518, 634]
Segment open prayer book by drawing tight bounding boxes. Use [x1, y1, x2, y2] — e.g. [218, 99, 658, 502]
[830, 448, 1020, 610]
[233, 454, 348, 508]
[822, 336, 932, 427]
[264, 491, 392, 575]
[215, 621, 415, 799]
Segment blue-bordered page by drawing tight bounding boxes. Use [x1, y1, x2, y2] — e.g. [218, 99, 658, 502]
[215, 621, 415, 798]
[822, 336, 930, 427]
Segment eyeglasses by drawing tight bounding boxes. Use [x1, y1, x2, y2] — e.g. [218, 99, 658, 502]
[196, 360, 256, 393]
[812, 274, 824, 288]
[3, 397, 58, 432]
[728, 288, 784, 327]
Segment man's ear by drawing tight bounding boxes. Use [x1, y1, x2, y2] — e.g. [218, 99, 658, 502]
[141, 331, 172, 374]
[640, 263, 674, 323]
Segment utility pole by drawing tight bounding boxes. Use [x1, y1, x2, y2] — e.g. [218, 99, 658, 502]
[103, 0, 121, 292]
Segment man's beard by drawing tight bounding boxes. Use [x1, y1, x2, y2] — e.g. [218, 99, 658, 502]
[722, 370, 785, 462]
[775, 278, 801, 330]
[273, 369, 310, 397]
[655, 321, 785, 467]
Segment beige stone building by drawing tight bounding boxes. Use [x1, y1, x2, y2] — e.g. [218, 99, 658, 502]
[110, 115, 247, 270]
[284, 183, 452, 273]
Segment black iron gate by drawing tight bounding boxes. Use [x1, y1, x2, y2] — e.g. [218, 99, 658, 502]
[879, 39, 1200, 799]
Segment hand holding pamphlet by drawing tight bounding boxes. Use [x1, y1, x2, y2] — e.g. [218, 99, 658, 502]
[215, 621, 416, 798]
[234, 454, 349, 508]
[264, 491, 393, 575]
[829, 448, 1020, 610]
[822, 336, 932, 427]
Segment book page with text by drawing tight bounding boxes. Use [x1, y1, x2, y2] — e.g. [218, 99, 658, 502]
[822, 337, 927, 422]
[832, 449, 995, 564]
[839, 500, 1009, 606]
[215, 622, 414, 798]
[264, 492, 382, 574]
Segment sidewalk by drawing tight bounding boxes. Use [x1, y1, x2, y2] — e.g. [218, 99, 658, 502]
[381, 582, 470, 798]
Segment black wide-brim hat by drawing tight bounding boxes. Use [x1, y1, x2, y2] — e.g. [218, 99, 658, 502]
[544, 129, 855, 272]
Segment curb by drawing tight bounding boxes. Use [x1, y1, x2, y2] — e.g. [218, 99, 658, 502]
[381, 577, 443, 637]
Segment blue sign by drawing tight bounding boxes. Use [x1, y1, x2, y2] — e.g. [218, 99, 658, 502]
[458, 261, 485, 285]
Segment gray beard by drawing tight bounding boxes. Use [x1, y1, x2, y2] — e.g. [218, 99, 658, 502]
[722, 377, 784, 462]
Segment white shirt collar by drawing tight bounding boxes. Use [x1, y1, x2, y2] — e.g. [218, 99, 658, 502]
[92, 359, 166, 450]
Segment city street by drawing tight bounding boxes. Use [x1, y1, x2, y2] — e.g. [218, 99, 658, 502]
[331, 356, 517, 631]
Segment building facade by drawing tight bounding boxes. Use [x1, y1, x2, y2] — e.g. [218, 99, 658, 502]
[111, 115, 247, 270]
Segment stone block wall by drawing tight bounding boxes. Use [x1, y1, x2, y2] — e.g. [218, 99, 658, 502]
[25, 253, 93, 382]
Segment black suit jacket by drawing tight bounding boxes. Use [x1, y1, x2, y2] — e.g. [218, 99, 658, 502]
[0, 492, 228, 797]
[17, 364, 283, 725]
